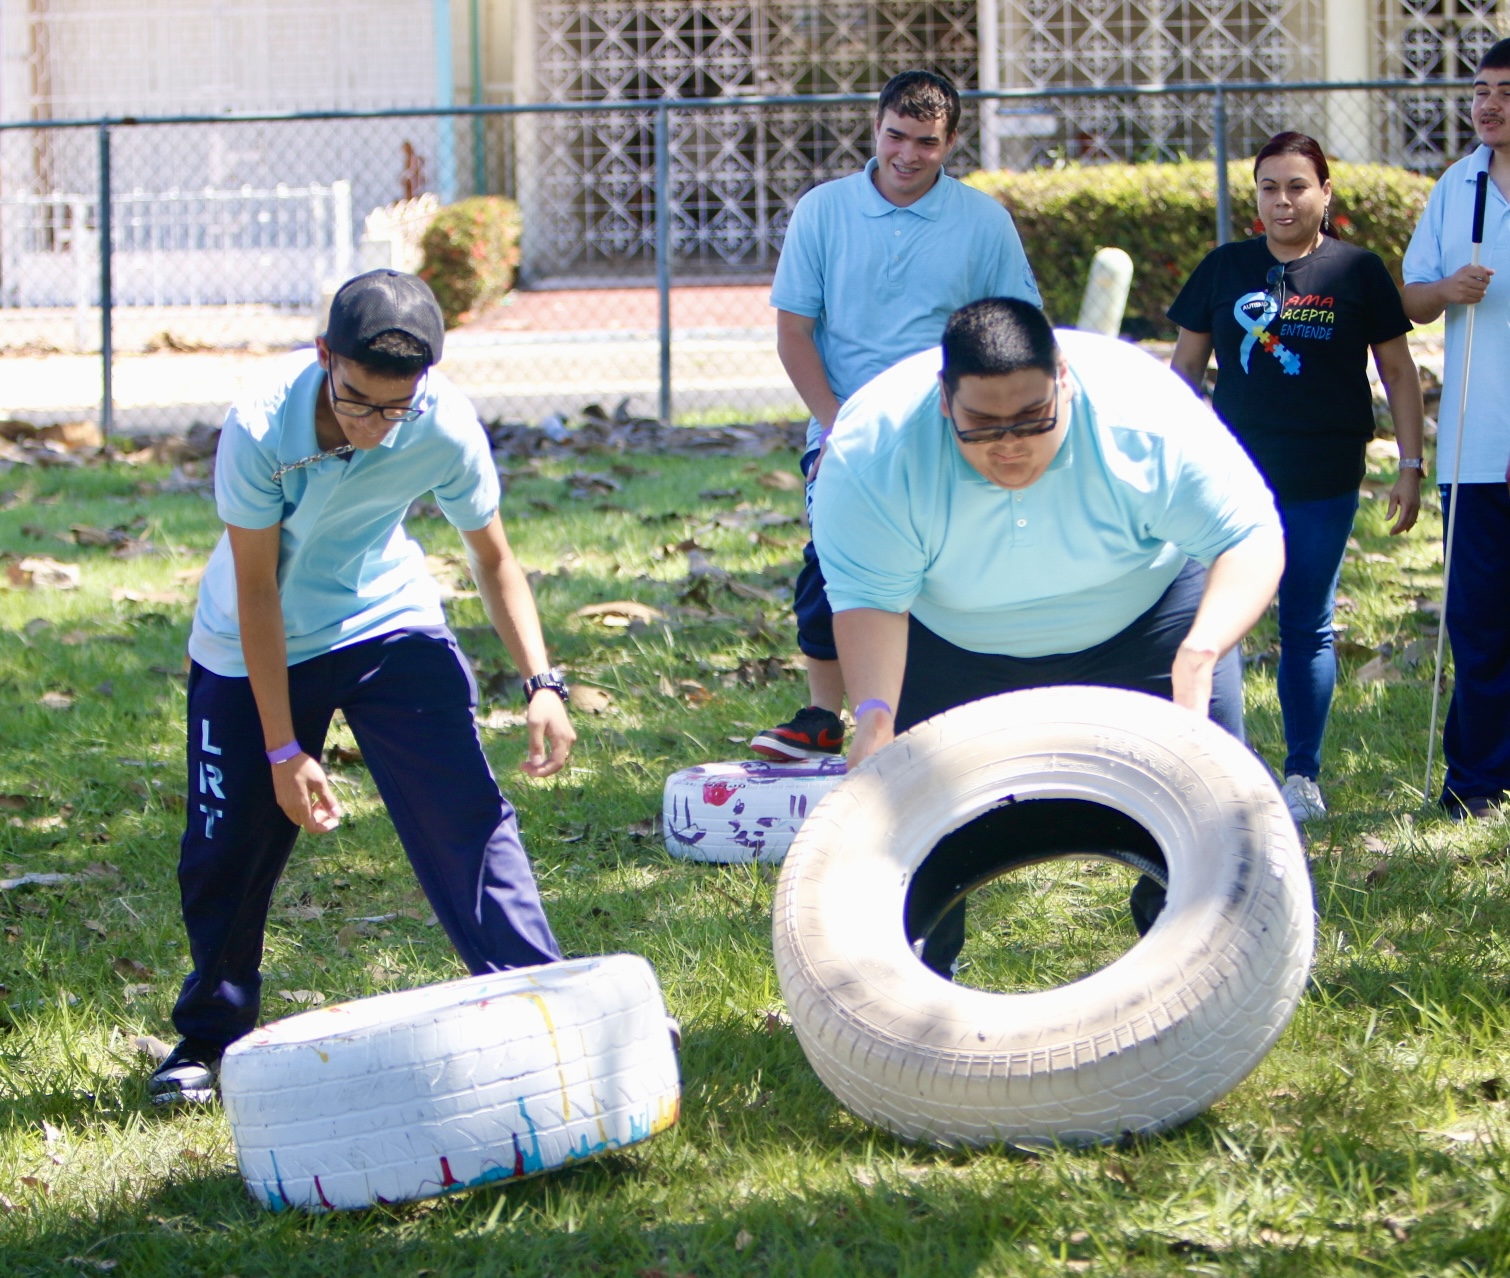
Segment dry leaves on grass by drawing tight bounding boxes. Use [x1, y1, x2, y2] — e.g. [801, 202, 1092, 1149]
[569, 685, 613, 714]
[477, 707, 527, 730]
[110, 587, 186, 605]
[133, 1034, 173, 1061]
[8, 557, 80, 590]
[0, 871, 78, 889]
[38, 691, 75, 710]
[734, 1229, 754, 1252]
[1355, 655, 1402, 685]
[278, 990, 326, 1006]
[679, 680, 714, 707]
[9, 804, 71, 830]
[756, 469, 802, 492]
[574, 600, 666, 627]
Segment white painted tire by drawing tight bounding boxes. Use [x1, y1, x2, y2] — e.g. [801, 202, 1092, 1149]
[663, 758, 846, 863]
[772, 686, 1314, 1148]
[220, 954, 680, 1211]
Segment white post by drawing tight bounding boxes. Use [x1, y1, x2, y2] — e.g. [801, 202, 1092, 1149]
[332, 179, 353, 283]
[1076, 248, 1134, 337]
[72, 197, 92, 352]
[1324, 0, 1374, 162]
[978, 0, 1001, 172]
[310, 184, 329, 308]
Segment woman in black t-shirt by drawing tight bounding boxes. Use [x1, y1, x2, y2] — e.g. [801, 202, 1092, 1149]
[1168, 131, 1425, 825]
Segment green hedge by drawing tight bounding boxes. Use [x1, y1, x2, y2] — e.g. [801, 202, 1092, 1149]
[418, 196, 523, 328]
[965, 160, 1437, 336]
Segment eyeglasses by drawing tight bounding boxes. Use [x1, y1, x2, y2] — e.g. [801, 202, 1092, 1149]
[944, 379, 1061, 445]
[1266, 263, 1286, 309]
[327, 370, 427, 422]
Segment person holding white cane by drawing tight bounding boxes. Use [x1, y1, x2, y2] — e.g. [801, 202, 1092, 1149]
[1403, 38, 1510, 819]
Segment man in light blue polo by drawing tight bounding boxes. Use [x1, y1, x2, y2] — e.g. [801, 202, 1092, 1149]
[151, 270, 574, 1105]
[814, 298, 1284, 970]
[750, 69, 1040, 763]
[1402, 37, 1510, 819]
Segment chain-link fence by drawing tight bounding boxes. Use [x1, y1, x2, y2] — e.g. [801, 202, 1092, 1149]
[0, 79, 1477, 436]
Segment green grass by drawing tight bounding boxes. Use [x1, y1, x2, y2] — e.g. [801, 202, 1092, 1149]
[2, 449, 1510, 1276]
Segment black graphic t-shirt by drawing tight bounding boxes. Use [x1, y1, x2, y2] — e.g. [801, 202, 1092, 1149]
[1167, 235, 1411, 502]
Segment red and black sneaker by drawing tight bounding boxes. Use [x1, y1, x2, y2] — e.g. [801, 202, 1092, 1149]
[750, 705, 845, 761]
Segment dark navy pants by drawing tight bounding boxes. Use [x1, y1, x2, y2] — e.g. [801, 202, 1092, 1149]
[895, 559, 1245, 975]
[794, 446, 838, 662]
[174, 628, 560, 1047]
[1441, 483, 1510, 804]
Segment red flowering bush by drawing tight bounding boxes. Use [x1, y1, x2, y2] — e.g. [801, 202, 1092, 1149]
[418, 196, 522, 328]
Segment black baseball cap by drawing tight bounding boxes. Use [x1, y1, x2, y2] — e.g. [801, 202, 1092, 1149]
[324, 269, 445, 366]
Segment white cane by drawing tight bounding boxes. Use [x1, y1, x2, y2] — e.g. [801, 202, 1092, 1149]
[1424, 169, 1491, 803]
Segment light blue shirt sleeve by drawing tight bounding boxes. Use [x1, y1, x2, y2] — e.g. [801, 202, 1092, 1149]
[769, 194, 824, 318]
[429, 392, 501, 532]
[214, 403, 285, 530]
[989, 210, 1043, 308]
[1141, 410, 1280, 566]
[813, 453, 928, 615]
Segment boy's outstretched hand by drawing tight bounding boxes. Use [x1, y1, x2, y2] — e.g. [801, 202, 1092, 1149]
[272, 753, 344, 833]
[521, 691, 575, 778]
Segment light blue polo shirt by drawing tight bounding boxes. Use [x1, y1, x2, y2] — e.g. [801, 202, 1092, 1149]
[812, 331, 1280, 657]
[771, 158, 1040, 448]
[1403, 145, 1510, 484]
[189, 351, 500, 678]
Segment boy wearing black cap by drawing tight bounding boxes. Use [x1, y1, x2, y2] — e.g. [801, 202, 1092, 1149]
[150, 270, 574, 1104]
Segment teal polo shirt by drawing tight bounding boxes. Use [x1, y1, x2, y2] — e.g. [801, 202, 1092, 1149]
[189, 351, 500, 678]
[1403, 144, 1510, 484]
[811, 331, 1280, 657]
[771, 158, 1040, 447]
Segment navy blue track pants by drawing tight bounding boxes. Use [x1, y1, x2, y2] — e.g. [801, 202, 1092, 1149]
[173, 627, 560, 1047]
[1441, 483, 1510, 804]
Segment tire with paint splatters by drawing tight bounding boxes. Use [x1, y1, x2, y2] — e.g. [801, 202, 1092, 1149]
[663, 758, 846, 863]
[220, 954, 680, 1211]
[771, 687, 1314, 1148]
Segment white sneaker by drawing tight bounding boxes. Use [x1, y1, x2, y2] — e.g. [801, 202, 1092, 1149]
[1281, 774, 1326, 823]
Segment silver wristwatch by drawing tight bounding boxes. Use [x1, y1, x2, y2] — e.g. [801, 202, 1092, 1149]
[1399, 458, 1424, 471]
[522, 667, 570, 705]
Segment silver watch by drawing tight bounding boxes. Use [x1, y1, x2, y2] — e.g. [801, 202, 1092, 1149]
[1399, 457, 1424, 470]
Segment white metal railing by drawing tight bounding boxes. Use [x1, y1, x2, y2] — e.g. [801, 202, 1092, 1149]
[0, 180, 353, 313]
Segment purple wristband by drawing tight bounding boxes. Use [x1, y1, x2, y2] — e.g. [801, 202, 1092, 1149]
[854, 698, 892, 720]
[265, 741, 302, 765]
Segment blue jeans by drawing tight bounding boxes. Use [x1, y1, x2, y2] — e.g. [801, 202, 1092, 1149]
[1275, 491, 1359, 781]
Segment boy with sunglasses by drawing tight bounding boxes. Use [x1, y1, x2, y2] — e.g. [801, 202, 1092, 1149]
[149, 270, 573, 1105]
[813, 298, 1283, 969]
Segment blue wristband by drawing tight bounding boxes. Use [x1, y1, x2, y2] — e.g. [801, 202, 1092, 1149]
[854, 699, 892, 720]
[265, 741, 302, 765]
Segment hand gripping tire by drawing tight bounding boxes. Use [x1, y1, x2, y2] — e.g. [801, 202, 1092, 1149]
[663, 758, 846, 863]
[220, 954, 680, 1210]
[771, 687, 1314, 1148]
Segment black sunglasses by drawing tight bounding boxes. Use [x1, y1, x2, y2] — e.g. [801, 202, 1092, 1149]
[944, 378, 1061, 445]
[1266, 263, 1286, 308]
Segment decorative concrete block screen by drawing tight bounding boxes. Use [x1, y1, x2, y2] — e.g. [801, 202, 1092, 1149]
[516, 0, 983, 283]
